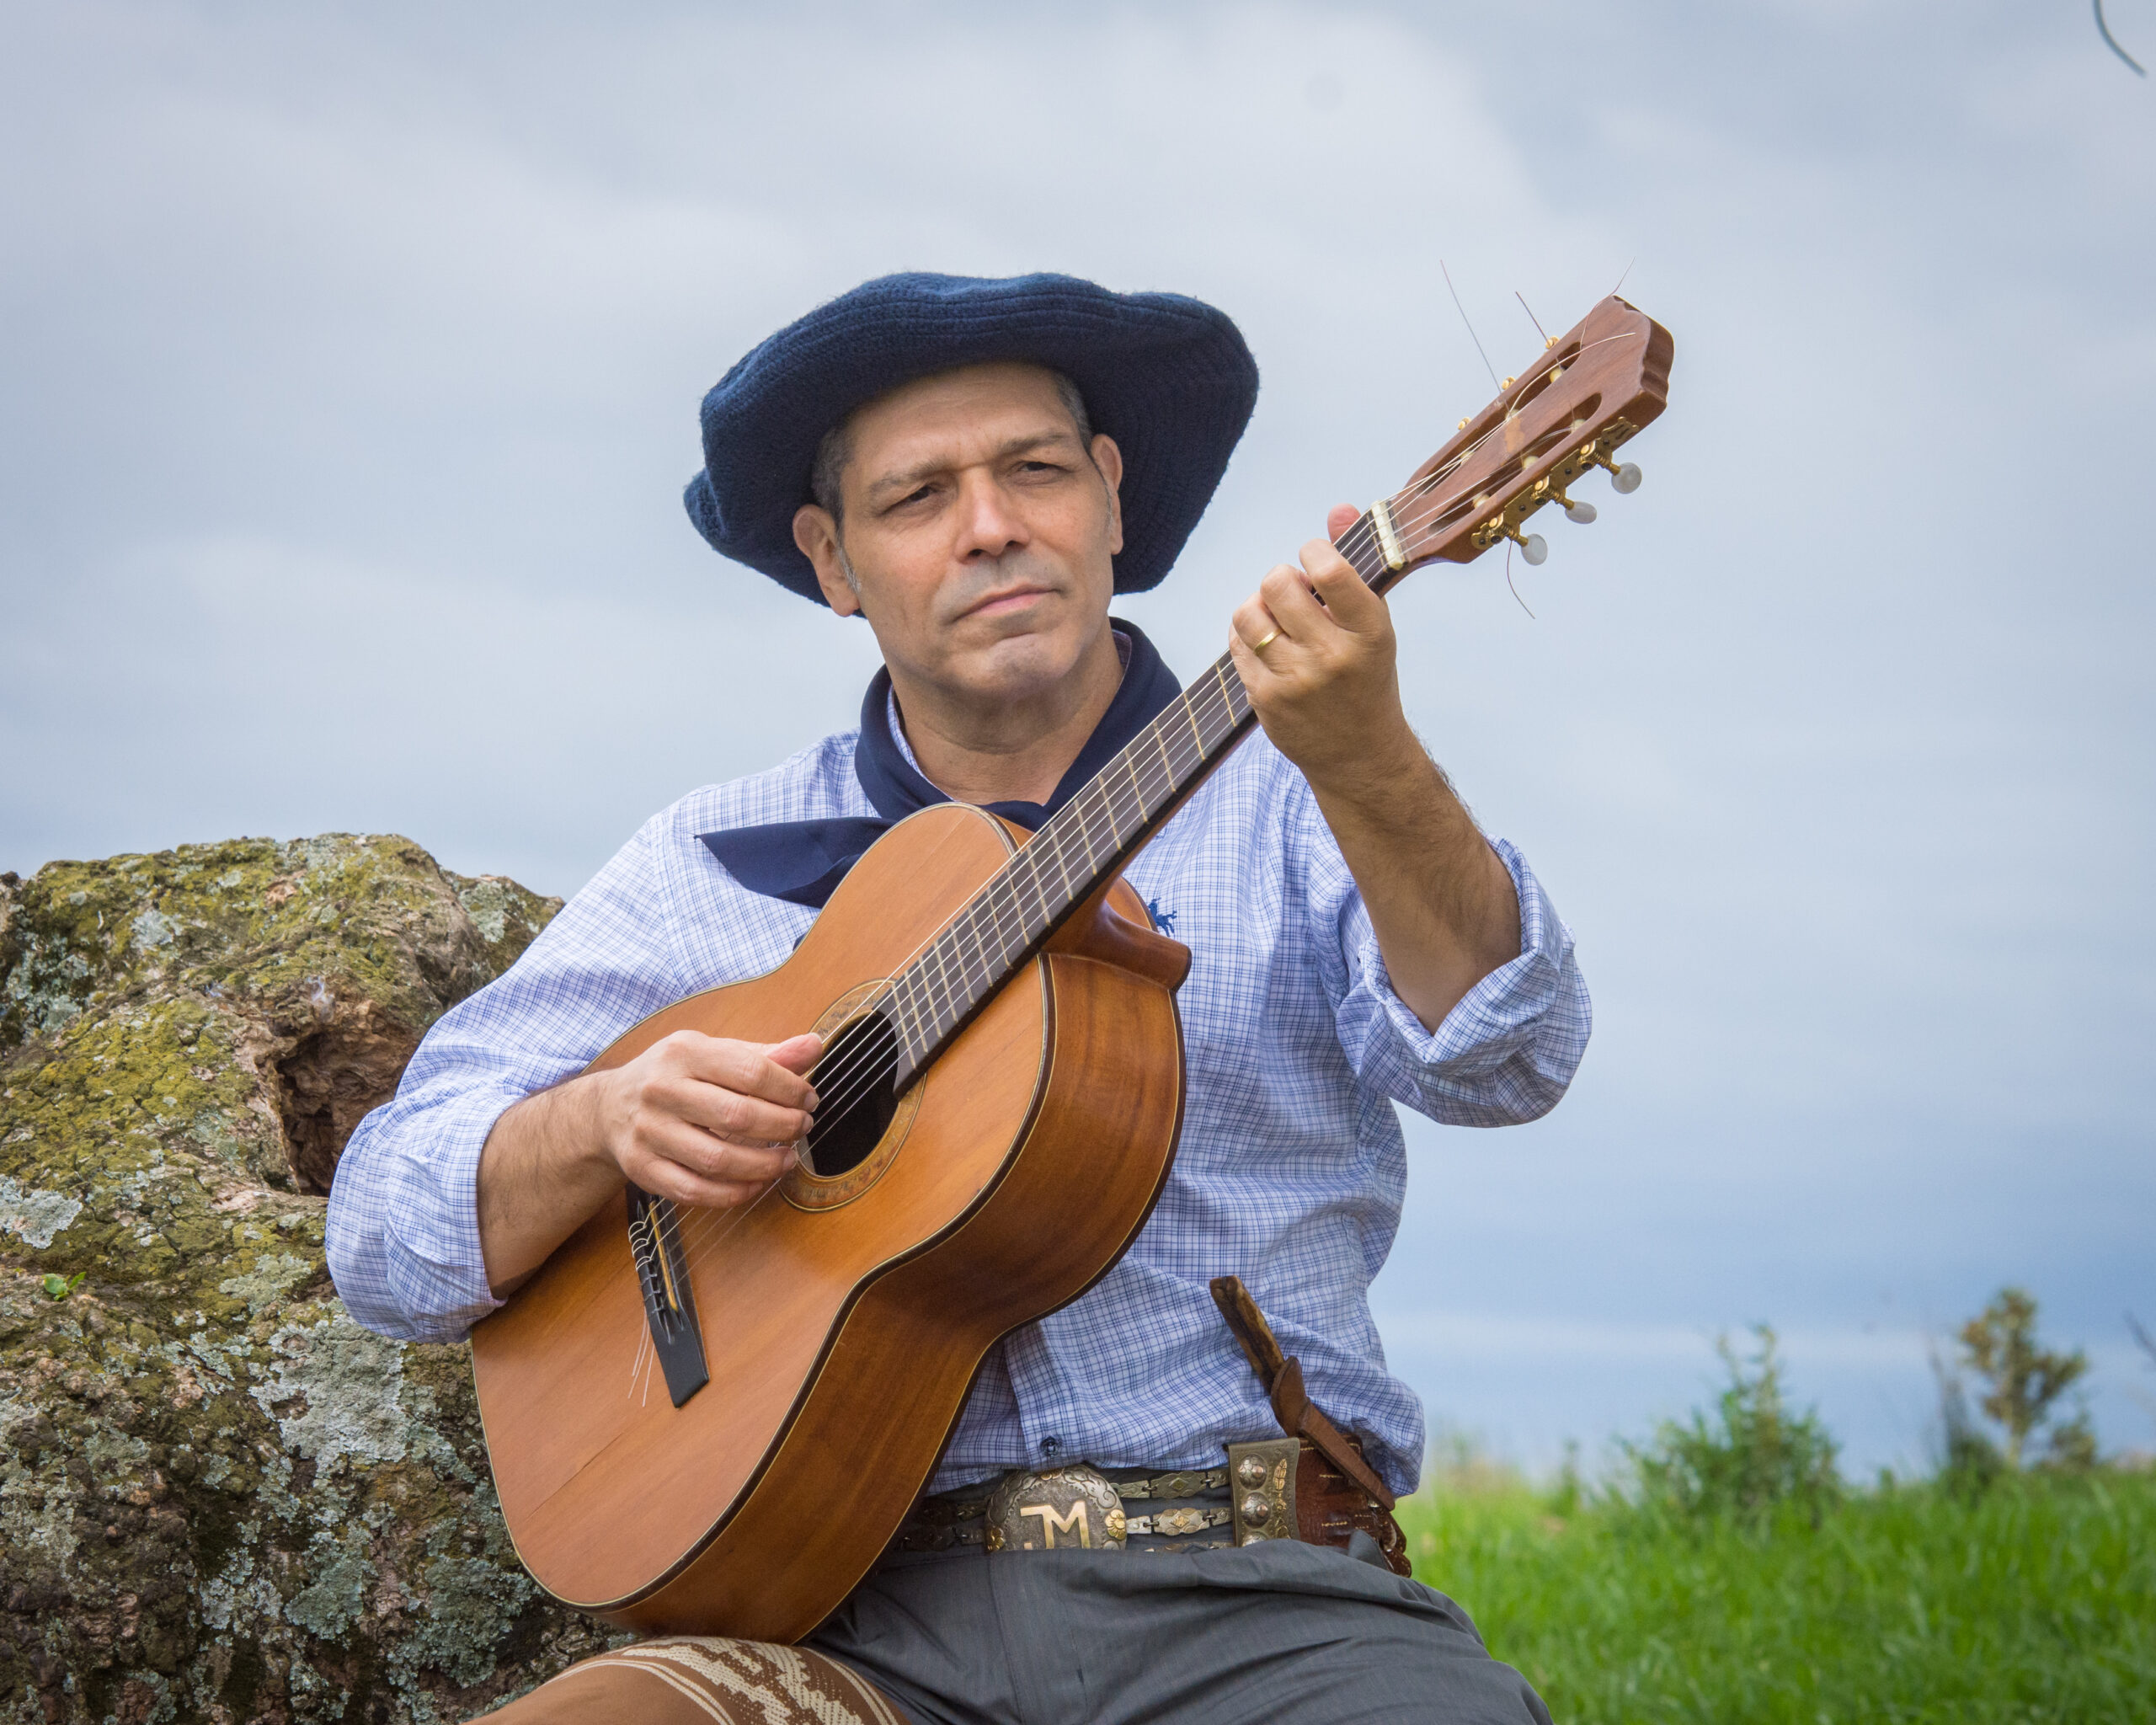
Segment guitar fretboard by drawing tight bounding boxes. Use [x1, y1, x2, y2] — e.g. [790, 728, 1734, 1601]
[883, 509, 1393, 1087]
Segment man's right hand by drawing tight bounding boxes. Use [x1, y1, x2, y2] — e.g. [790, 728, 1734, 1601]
[477, 1028, 822, 1296]
[590, 1029, 822, 1210]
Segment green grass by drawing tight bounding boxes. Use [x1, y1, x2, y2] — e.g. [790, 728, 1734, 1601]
[1400, 1468, 2156, 1723]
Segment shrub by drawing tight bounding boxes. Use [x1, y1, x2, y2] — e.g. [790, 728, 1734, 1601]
[1620, 1325, 1841, 1526]
[1956, 1285, 2091, 1470]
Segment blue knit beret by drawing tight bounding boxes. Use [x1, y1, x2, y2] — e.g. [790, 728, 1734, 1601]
[684, 272, 1260, 604]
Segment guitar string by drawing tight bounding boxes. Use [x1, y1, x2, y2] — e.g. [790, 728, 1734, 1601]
[684, 390, 1619, 1176]
[675, 576, 1284, 1220]
[627, 1307, 648, 1396]
[661, 610, 1305, 1212]
[648, 444, 1579, 1315]
[641, 729, 1200, 1268]
[645, 332, 1651, 1294]
[653, 446, 1506, 1278]
[655, 656, 1259, 1284]
[653, 947, 970, 1274]
[657, 670, 1243, 1282]
[731, 353, 1645, 1140]
[718, 379, 1572, 1132]
[664, 377, 1635, 1199]
[737, 319, 1652, 1131]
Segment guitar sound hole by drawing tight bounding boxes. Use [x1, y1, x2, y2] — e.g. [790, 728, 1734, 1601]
[805, 1010, 900, 1178]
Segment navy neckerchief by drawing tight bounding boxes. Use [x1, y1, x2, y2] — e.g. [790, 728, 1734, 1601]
[699, 619, 1182, 909]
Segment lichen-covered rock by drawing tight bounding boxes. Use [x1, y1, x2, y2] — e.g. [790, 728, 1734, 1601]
[0, 836, 624, 1724]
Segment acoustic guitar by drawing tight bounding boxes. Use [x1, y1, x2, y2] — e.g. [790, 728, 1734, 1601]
[470, 293, 1674, 1640]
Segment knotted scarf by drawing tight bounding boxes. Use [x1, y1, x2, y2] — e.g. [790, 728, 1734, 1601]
[699, 621, 1182, 909]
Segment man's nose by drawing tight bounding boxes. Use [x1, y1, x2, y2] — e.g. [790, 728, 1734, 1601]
[953, 473, 1027, 561]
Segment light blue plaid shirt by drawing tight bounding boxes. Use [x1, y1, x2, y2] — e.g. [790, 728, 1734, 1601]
[327, 709, 1589, 1495]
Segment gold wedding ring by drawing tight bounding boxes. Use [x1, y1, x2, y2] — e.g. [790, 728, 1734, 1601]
[1251, 628, 1280, 653]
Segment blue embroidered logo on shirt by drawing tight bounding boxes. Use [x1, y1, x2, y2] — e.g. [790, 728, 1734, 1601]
[1146, 898, 1177, 937]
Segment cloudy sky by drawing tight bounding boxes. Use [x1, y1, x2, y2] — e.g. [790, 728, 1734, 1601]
[5, 0, 2152, 1471]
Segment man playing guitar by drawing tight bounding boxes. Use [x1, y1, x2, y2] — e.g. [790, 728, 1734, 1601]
[330, 272, 1587, 1724]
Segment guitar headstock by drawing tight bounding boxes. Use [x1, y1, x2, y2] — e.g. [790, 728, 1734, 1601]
[1360, 296, 1673, 581]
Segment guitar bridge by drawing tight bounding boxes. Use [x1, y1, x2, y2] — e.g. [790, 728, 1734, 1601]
[626, 1183, 709, 1407]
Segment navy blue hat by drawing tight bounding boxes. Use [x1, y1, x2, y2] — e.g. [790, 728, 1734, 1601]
[684, 272, 1259, 604]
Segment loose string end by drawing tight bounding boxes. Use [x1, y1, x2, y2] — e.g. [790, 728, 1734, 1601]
[1505, 542, 1537, 620]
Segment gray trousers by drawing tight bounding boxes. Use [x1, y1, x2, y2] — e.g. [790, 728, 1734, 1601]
[804, 1538, 1553, 1725]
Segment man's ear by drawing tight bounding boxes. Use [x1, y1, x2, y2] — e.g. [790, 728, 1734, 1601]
[792, 505, 862, 617]
[1090, 433, 1125, 557]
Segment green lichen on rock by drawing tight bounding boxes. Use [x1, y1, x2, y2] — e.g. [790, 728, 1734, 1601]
[0, 836, 624, 1724]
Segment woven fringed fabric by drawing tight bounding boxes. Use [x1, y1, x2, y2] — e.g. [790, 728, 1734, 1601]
[468, 1637, 912, 1725]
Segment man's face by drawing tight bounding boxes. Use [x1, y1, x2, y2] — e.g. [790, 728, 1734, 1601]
[792, 362, 1124, 713]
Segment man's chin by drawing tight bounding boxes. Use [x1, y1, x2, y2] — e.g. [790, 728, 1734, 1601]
[938, 630, 1085, 707]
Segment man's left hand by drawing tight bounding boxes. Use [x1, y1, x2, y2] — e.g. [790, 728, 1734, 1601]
[1229, 503, 1417, 788]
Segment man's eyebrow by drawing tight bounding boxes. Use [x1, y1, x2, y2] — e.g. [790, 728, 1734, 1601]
[863, 430, 1082, 502]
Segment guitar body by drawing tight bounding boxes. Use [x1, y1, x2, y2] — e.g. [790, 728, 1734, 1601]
[469, 802, 1190, 1642]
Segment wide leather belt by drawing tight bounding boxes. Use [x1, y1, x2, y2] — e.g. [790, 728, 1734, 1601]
[893, 1462, 1238, 1556]
[891, 1434, 1406, 1570]
[893, 1276, 1412, 1574]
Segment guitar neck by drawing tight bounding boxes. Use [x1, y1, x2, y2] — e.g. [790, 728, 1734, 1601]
[886, 507, 1401, 1087]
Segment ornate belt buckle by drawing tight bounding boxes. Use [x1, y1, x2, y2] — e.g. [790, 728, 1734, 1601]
[985, 1465, 1127, 1552]
[1226, 1437, 1300, 1545]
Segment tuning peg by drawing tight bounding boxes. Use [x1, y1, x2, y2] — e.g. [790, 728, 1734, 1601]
[1547, 485, 1597, 525]
[1495, 521, 1548, 564]
[1584, 449, 1644, 494]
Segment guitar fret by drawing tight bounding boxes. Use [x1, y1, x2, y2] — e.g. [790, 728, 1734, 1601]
[956, 901, 993, 983]
[1014, 849, 1051, 945]
[938, 928, 970, 1014]
[1046, 817, 1079, 903]
[1179, 694, 1207, 761]
[1214, 661, 1240, 715]
[1150, 722, 1180, 799]
[927, 932, 959, 1033]
[1081, 781, 1116, 859]
[890, 975, 924, 1063]
[978, 882, 1017, 969]
[1172, 710, 1203, 774]
[1055, 798, 1088, 873]
[1344, 509, 1386, 587]
[1091, 795, 1121, 864]
[958, 914, 993, 996]
[905, 975, 933, 1063]
[1118, 755, 1147, 834]
[986, 873, 1030, 967]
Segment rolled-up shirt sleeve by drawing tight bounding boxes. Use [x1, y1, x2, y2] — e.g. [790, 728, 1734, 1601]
[326, 819, 685, 1343]
[1310, 805, 1591, 1125]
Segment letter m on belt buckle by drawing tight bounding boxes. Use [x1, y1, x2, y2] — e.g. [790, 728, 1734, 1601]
[985, 1466, 1128, 1551]
[1021, 1500, 1094, 1548]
